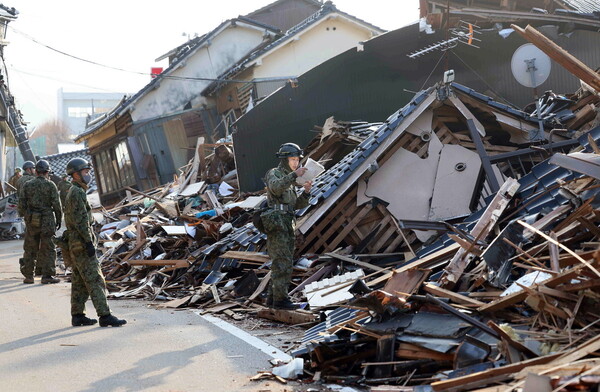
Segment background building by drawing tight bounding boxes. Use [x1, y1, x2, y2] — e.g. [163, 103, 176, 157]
[57, 88, 126, 135]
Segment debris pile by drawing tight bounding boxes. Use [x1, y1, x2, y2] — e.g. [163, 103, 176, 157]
[72, 26, 600, 390]
[291, 129, 600, 391]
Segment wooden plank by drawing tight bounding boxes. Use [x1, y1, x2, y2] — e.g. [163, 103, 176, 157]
[120, 240, 147, 262]
[203, 301, 239, 314]
[561, 278, 600, 292]
[323, 204, 374, 252]
[423, 282, 485, 306]
[430, 354, 561, 391]
[448, 234, 483, 257]
[303, 188, 358, 252]
[442, 178, 520, 288]
[448, 95, 486, 135]
[219, 251, 270, 263]
[325, 252, 386, 272]
[257, 308, 317, 325]
[127, 259, 188, 268]
[244, 271, 271, 306]
[518, 220, 600, 278]
[478, 265, 585, 313]
[367, 243, 461, 288]
[550, 334, 600, 366]
[180, 137, 204, 188]
[549, 232, 561, 272]
[371, 216, 397, 253]
[384, 269, 430, 297]
[396, 342, 454, 361]
[487, 321, 538, 358]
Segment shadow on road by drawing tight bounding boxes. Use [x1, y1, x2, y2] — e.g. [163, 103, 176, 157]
[0, 281, 41, 294]
[0, 327, 94, 353]
[80, 341, 223, 392]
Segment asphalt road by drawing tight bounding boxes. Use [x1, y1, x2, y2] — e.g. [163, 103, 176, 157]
[0, 240, 289, 392]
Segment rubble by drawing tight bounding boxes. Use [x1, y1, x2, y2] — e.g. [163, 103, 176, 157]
[49, 22, 600, 392]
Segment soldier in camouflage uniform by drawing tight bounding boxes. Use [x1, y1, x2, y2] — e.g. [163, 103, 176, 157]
[17, 161, 42, 275]
[262, 143, 312, 309]
[7, 167, 22, 193]
[16, 161, 36, 196]
[57, 174, 72, 208]
[18, 160, 61, 284]
[64, 158, 126, 327]
[54, 174, 73, 269]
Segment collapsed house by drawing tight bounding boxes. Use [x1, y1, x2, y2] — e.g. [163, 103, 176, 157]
[68, 69, 600, 389]
[232, 0, 600, 192]
[74, 0, 384, 206]
[294, 81, 582, 256]
[57, 6, 600, 390]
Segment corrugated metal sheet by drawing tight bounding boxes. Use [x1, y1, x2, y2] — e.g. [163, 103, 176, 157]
[560, 0, 600, 13]
[233, 23, 600, 192]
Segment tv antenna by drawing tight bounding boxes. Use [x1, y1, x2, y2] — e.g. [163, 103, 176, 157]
[511, 43, 551, 141]
[408, 21, 481, 59]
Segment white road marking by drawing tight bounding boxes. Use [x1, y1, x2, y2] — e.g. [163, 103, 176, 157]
[198, 313, 292, 361]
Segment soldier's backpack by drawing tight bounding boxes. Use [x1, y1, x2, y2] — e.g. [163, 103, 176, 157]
[252, 199, 269, 233]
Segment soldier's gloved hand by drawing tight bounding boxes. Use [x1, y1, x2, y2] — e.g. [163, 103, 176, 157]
[294, 167, 307, 177]
[85, 241, 95, 257]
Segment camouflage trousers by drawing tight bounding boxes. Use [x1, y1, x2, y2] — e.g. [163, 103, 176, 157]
[69, 246, 110, 317]
[20, 225, 56, 278]
[266, 226, 295, 302]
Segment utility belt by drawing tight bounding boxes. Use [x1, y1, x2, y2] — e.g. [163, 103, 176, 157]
[270, 204, 295, 213]
[27, 208, 52, 228]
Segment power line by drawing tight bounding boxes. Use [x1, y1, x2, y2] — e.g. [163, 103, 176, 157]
[8, 25, 294, 85]
[7, 66, 123, 92]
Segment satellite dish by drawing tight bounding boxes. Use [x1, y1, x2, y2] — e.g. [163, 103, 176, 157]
[511, 43, 551, 88]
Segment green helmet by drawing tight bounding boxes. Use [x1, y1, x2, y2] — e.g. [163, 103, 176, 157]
[66, 158, 91, 175]
[35, 159, 51, 173]
[275, 143, 304, 158]
[22, 161, 35, 170]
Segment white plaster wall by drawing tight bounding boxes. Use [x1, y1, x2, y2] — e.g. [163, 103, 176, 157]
[253, 15, 374, 79]
[132, 26, 268, 122]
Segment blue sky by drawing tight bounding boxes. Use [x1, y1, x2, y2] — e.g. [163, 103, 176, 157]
[5, 0, 420, 130]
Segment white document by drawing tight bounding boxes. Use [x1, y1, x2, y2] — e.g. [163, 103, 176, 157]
[296, 158, 324, 185]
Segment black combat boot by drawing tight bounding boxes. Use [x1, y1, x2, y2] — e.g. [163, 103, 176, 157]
[72, 314, 98, 326]
[23, 277, 34, 284]
[99, 314, 127, 327]
[41, 276, 60, 284]
[273, 298, 300, 310]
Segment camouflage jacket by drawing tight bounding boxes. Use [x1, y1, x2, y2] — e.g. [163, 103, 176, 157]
[57, 179, 72, 209]
[265, 163, 310, 211]
[16, 173, 34, 196]
[8, 174, 21, 191]
[18, 175, 62, 225]
[64, 181, 94, 244]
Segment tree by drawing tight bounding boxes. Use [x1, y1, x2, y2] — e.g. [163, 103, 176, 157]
[29, 119, 73, 155]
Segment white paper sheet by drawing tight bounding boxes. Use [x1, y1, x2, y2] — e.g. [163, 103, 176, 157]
[296, 158, 324, 185]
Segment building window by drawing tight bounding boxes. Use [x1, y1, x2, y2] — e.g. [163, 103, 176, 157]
[67, 107, 93, 118]
[94, 141, 136, 194]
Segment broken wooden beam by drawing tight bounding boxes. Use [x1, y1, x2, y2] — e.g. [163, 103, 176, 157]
[127, 259, 189, 268]
[256, 308, 318, 325]
[441, 178, 520, 288]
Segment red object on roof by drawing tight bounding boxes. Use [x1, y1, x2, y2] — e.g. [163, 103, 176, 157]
[151, 67, 163, 78]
